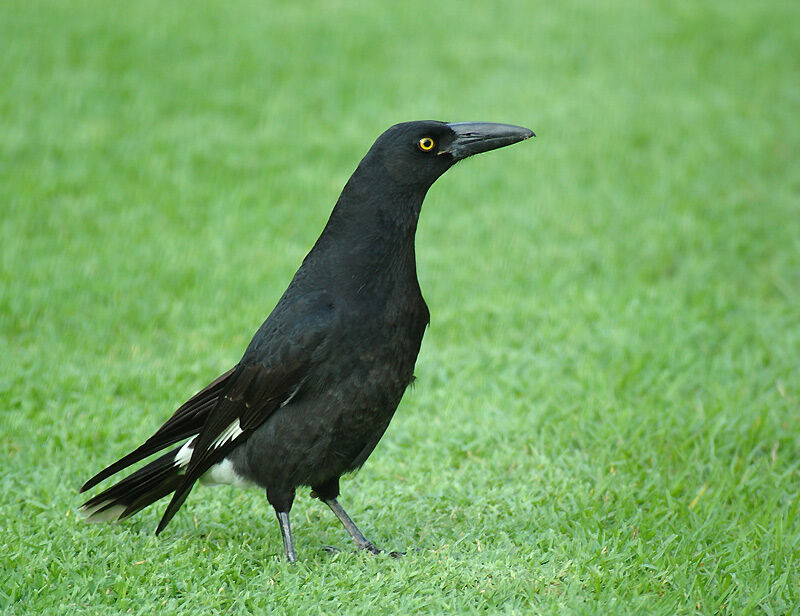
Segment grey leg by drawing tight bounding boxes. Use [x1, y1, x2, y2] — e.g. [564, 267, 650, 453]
[323, 498, 381, 554]
[276, 511, 297, 563]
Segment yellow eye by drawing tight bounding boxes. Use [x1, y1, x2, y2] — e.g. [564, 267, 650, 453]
[418, 137, 435, 151]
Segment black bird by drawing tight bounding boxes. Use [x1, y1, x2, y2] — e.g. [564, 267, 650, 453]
[80, 121, 534, 562]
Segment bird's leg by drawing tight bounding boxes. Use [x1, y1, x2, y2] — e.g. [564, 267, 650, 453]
[268, 487, 297, 563]
[323, 498, 381, 555]
[312, 479, 386, 555]
[276, 511, 297, 563]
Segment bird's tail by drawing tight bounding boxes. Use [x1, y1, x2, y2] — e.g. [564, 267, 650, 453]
[79, 447, 185, 523]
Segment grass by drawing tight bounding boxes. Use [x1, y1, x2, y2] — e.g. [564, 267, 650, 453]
[1, 0, 798, 613]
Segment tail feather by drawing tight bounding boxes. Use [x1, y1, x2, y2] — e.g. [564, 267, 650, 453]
[79, 404, 208, 494]
[80, 366, 238, 494]
[79, 447, 185, 523]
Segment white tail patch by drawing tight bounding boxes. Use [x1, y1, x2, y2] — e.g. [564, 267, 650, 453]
[211, 419, 243, 449]
[79, 500, 127, 523]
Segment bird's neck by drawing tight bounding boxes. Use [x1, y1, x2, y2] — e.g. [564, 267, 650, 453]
[326, 166, 428, 239]
[310, 166, 429, 283]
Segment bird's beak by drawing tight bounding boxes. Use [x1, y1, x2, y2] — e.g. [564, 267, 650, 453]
[444, 122, 535, 160]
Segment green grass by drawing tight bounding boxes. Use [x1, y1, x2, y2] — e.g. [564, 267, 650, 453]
[1, 0, 799, 613]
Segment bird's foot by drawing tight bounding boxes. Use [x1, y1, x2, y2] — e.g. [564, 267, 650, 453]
[356, 541, 405, 558]
[359, 540, 382, 555]
[324, 541, 401, 557]
[322, 543, 404, 558]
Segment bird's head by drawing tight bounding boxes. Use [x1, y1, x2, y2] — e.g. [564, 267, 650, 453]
[361, 120, 535, 190]
[323, 120, 534, 242]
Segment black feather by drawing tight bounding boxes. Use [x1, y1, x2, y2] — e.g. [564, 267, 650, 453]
[78, 121, 534, 561]
[80, 367, 236, 493]
[80, 447, 184, 522]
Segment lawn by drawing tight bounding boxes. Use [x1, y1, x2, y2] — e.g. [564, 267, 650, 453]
[1, 0, 798, 613]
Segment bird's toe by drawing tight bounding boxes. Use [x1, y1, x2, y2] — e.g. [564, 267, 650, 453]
[361, 540, 382, 555]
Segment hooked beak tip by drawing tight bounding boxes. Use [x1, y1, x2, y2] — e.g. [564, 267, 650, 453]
[445, 122, 535, 159]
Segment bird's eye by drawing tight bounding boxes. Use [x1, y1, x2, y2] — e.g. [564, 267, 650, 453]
[418, 137, 435, 152]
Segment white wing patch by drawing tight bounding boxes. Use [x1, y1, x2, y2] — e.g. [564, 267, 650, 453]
[280, 384, 301, 408]
[211, 419, 244, 449]
[174, 437, 197, 467]
[173, 421, 242, 474]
